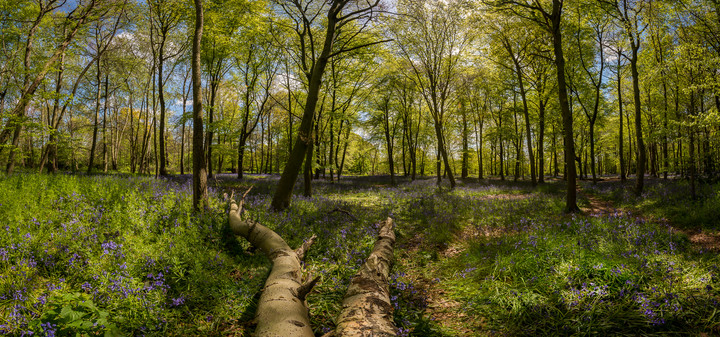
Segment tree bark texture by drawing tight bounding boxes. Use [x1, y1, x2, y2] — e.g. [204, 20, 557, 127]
[192, 0, 208, 211]
[333, 217, 397, 337]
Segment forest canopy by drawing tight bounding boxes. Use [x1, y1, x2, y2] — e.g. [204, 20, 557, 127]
[1, 0, 718, 201]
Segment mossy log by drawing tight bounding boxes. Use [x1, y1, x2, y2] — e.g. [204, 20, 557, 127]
[228, 189, 316, 337]
[334, 217, 398, 337]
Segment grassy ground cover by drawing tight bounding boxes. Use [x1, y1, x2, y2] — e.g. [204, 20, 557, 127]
[0, 173, 718, 336]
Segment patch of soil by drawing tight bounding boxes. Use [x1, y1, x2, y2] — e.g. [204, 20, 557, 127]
[423, 279, 479, 335]
[581, 192, 618, 216]
[677, 229, 720, 252]
[398, 193, 530, 335]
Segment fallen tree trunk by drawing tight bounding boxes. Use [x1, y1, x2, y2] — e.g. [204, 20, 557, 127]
[228, 188, 317, 337]
[333, 217, 398, 337]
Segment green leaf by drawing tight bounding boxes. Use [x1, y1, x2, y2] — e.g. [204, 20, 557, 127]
[59, 305, 86, 322]
[104, 324, 123, 337]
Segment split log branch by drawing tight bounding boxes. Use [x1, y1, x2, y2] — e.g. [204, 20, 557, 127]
[228, 188, 316, 337]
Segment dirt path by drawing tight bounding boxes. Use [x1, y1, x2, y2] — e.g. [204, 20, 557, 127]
[397, 194, 534, 335]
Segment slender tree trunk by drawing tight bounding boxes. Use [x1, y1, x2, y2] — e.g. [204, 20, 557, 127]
[513, 97, 521, 182]
[382, 100, 396, 185]
[238, 136, 247, 179]
[618, 62, 625, 181]
[538, 99, 546, 183]
[474, 113, 484, 181]
[589, 121, 596, 182]
[436, 121, 455, 188]
[87, 55, 102, 174]
[515, 63, 535, 185]
[551, 0, 579, 212]
[339, 124, 349, 179]
[630, 42, 645, 195]
[689, 91, 696, 199]
[158, 37, 168, 176]
[102, 73, 109, 173]
[180, 74, 189, 175]
[328, 116, 335, 181]
[192, 0, 208, 211]
[304, 139, 313, 197]
[39, 46, 66, 174]
[552, 123, 558, 177]
[206, 82, 217, 179]
[461, 105, 469, 179]
[271, 9, 341, 210]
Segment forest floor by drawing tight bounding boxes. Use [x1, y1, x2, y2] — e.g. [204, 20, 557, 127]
[1, 173, 719, 336]
[581, 180, 720, 252]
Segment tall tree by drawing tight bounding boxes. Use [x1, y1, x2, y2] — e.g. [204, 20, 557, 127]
[236, 35, 278, 179]
[491, 0, 580, 212]
[149, 0, 188, 176]
[2, 0, 103, 173]
[489, 15, 538, 185]
[270, 0, 385, 210]
[391, 0, 471, 188]
[192, 0, 208, 210]
[571, 4, 609, 184]
[602, 0, 647, 195]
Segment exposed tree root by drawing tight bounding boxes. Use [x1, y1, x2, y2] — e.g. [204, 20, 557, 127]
[333, 217, 398, 337]
[328, 208, 357, 221]
[228, 188, 316, 337]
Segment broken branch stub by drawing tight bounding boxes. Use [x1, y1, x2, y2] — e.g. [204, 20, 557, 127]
[335, 217, 398, 337]
[229, 191, 315, 337]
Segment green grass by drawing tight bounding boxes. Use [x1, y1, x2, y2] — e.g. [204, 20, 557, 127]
[583, 178, 720, 231]
[1, 174, 718, 336]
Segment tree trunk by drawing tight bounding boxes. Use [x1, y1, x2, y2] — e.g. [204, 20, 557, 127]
[180, 74, 189, 175]
[618, 59, 625, 181]
[538, 99, 546, 183]
[102, 73, 109, 173]
[304, 138, 313, 197]
[339, 125, 350, 179]
[630, 41, 645, 196]
[238, 137, 246, 179]
[333, 218, 397, 337]
[206, 82, 217, 179]
[461, 105, 469, 179]
[383, 101, 396, 186]
[87, 55, 102, 174]
[192, 0, 208, 211]
[513, 59, 535, 185]
[158, 36, 168, 176]
[271, 9, 340, 211]
[589, 121, 596, 183]
[435, 121, 455, 188]
[513, 98, 521, 182]
[551, 0, 579, 212]
[38, 45, 66, 174]
[474, 112, 484, 181]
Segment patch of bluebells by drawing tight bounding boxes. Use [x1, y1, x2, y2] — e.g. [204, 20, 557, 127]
[455, 209, 720, 334]
[0, 174, 235, 335]
[389, 271, 428, 334]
